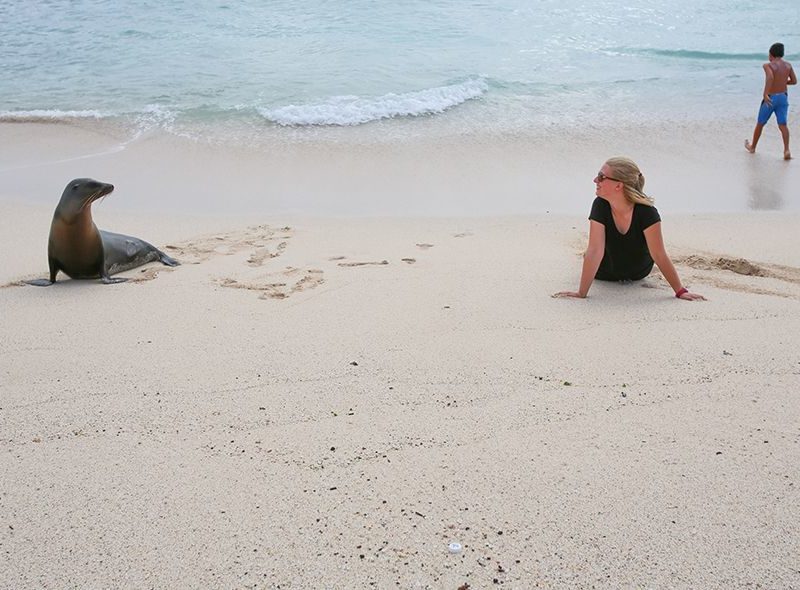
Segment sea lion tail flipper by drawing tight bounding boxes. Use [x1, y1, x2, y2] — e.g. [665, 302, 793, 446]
[158, 250, 180, 267]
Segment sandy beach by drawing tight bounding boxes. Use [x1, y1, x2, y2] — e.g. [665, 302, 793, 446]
[1, 120, 799, 588]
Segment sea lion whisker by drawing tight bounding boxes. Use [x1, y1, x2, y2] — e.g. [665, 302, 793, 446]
[79, 188, 111, 211]
[79, 194, 94, 212]
[80, 191, 100, 211]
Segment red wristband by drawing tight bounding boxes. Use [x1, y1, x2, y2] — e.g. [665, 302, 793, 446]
[675, 287, 688, 298]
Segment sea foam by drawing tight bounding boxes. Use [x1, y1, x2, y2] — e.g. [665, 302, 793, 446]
[259, 78, 488, 127]
[0, 109, 109, 123]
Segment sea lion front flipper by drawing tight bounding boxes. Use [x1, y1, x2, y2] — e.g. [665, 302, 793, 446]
[25, 256, 60, 286]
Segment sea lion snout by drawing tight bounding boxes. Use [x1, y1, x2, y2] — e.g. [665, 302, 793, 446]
[96, 182, 114, 200]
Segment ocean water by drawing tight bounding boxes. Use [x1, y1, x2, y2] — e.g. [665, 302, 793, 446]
[1, 0, 799, 146]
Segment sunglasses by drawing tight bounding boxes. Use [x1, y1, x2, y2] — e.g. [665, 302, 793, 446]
[596, 171, 623, 183]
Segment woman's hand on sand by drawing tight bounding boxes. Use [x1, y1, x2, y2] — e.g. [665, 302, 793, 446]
[678, 291, 707, 301]
[552, 291, 585, 299]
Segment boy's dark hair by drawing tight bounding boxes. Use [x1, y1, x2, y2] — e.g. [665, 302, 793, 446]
[769, 43, 785, 58]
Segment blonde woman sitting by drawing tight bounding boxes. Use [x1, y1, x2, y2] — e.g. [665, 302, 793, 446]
[554, 157, 705, 301]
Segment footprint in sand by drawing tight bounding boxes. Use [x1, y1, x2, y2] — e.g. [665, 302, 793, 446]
[247, 242, 287, 267]
[416, 243, 434, 250]
[165, 225, 292, 265]
[401, 258, 416, 264]
[675, 254, 800, 283]
[674, 253, 800, 299]
[337, 260, 389, 267]
[168, 225, 325, 299]
[217, 267, 324, 300]
[129, 267, 170, 283]
[453, 232, 472, 238]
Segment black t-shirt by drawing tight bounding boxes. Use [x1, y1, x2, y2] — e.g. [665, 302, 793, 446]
[589, 197, 661, 281]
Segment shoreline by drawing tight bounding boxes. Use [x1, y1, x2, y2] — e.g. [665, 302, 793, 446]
[1, 116, 798, 219]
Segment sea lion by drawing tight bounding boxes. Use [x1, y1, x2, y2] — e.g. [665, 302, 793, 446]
[26, 178, 179, 286]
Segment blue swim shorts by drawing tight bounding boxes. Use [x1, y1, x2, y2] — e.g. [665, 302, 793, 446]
[757, 92, 789, 125]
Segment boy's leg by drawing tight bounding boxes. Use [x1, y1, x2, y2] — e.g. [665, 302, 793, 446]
[745, 123, 764, 153]
[747, 98, 775, 153]
[775, 95, 790, 159]
[778, 125, 791, 159]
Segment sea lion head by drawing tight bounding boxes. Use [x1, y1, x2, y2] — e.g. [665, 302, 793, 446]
[55, 178, 114, 223]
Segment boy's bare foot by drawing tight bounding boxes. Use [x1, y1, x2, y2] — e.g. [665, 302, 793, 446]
[785, 150, 792, 160]
[745, 139, 756, 153]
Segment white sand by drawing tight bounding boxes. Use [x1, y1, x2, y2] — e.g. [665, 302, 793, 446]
[1, 122, 799, 588]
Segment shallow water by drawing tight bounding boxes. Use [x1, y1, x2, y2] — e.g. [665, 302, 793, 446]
[2, 0, 798, 145]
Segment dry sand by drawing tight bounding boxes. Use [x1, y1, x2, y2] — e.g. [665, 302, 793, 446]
[1, 122, 799, 589]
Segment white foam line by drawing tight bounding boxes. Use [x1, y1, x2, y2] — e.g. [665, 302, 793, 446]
[261, 78, 489, 127]
[0, 141, 131, 174]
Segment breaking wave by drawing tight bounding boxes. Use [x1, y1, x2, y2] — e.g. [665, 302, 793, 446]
[259, 78, 488, 127]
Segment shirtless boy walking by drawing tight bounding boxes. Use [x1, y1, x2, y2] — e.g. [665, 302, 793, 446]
[745, 42, 797, 160]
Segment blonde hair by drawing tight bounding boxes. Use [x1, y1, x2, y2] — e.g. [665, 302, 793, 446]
[605, 157, 655, 206]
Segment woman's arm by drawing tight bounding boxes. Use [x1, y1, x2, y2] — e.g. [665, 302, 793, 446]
[644, 222, 706, 301]
[553, 220, 605, 298]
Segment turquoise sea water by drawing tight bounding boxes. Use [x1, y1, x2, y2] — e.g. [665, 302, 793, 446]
[1, 0, 799, 144]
